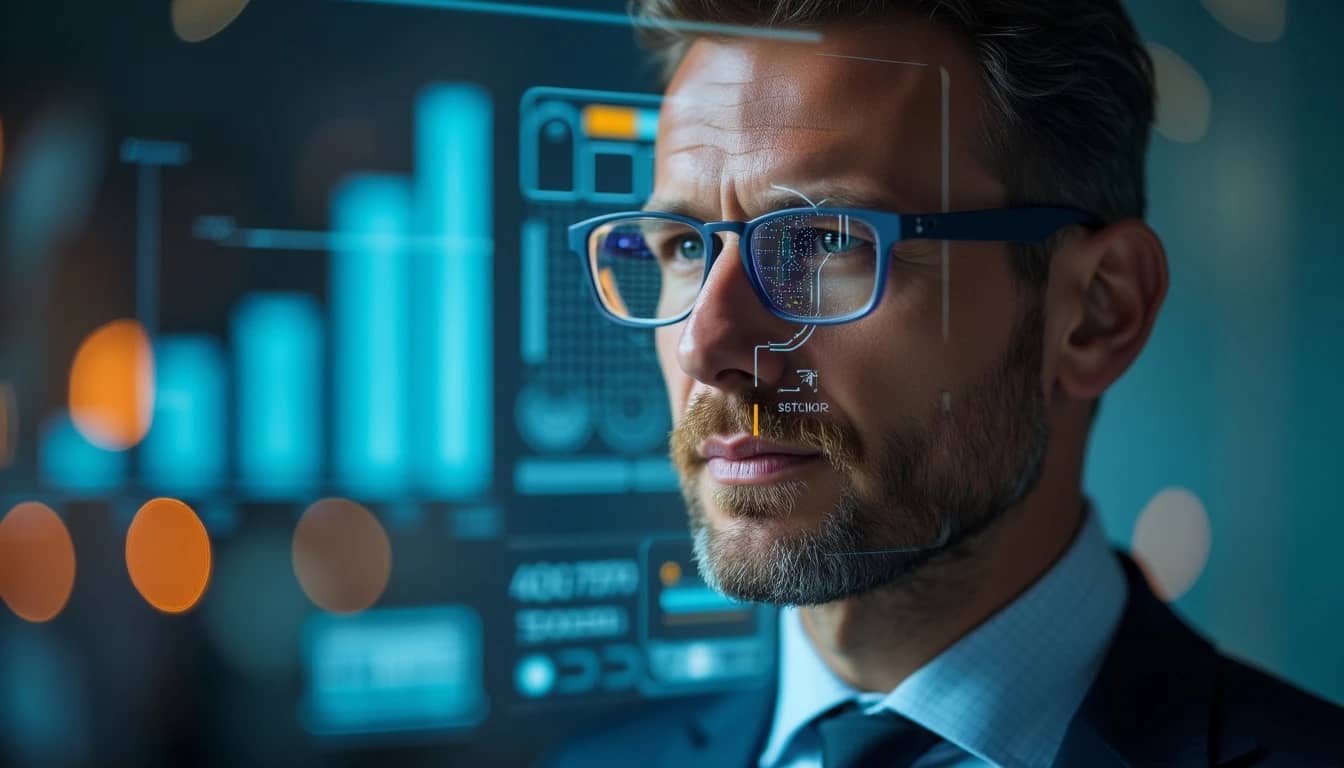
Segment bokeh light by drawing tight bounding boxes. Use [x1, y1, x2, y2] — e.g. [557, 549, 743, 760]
[0, 380, 15, 469]
[68, 319, 155, 451]
[171, 0, 252, 43]
[2, 104, 103, 277]
[1202, 0, 1287, 43]
[0, 628, 93, 763]
[1131, 487, 1212, 602]
[1148, 43, 1212, 144]
[292, 498, 391, 614]
[125, 497, 212, 614]
[659, 560, 681, 587]
[0, 502, 77, 623]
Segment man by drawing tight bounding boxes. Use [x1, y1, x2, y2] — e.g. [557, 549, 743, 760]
[543, 1, 1343, 766]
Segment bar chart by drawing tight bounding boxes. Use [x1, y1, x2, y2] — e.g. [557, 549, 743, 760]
[36, 83, 495, 505]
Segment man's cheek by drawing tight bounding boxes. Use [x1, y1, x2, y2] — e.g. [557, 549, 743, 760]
[655, 327, 688, 419]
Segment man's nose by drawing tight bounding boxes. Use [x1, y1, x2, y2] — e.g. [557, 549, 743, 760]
[676, 234, 794, 394]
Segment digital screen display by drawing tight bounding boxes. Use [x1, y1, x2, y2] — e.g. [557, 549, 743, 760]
[1, 1, 1342, 766]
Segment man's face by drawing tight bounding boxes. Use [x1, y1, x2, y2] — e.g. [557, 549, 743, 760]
[654, 20, 1054, 606]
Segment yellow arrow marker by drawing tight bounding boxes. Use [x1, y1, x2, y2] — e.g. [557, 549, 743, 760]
[752, 403, 759, 436]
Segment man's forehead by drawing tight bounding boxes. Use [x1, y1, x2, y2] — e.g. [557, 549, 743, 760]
[661, 35, 936, 133]
[654, 33, 957, 216]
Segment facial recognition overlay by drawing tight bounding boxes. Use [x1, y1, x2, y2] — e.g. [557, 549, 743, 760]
[601, 52, 971, 604]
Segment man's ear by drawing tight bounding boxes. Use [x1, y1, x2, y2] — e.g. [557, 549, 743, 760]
[1048, 219, 1168, 402]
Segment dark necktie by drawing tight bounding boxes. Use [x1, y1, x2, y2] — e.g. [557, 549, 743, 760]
[815, 701, 942, 768]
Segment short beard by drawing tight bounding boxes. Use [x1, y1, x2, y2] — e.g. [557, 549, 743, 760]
[671, 297, 1050, 606]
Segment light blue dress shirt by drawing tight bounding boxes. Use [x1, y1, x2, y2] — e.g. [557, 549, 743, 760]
[757, 510, 1127, 768]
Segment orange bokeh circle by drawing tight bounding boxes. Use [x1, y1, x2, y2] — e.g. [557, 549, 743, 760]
[68, 319, 155, 450]
[292, 498, 391, 614]
[0, 501, 77, 622]
[125, 497, 212, 613]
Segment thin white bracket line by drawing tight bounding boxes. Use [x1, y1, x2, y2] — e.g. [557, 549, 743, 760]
[754, 324, 816, 387]
[769, 183, 823, 208]
[816, 53, 929, 67]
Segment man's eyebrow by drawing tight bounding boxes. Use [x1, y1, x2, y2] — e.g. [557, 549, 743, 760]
[757, 184, 914, 213]
[642, 185, 919, 220]
[641, 198, 711, 219]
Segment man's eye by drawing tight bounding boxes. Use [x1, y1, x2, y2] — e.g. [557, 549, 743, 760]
[816, 230, 868, 255]
[674, 237, 705, 261]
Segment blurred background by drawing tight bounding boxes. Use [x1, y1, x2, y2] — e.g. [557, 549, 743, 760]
[0, 1, 1340, 766]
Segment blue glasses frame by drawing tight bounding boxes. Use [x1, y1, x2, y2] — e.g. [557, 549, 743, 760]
[569, 206, 1098, 327]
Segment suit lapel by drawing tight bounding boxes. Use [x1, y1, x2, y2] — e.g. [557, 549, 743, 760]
[1054, 555, 1260, 767]
[659, 679, 777, 768]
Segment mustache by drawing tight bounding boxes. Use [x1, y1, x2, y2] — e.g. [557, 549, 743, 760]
[669, 391, 862, 475]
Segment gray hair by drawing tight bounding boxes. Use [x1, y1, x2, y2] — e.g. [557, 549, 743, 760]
[630, 0, 1156, 285]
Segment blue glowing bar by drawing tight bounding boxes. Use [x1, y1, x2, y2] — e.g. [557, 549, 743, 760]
[513, 457, 680, 494]
[632, 457, 679, 492]
[636, 109, 659, 142]
[338, 0, 823, 42]
[520, 218, 548, 364]
[412, 84, 493, 498]
[332, 174, 412, 498]
[513, 457, 628, 495]
[232, 293, 322, 498]
[38, 412, 126, 494]
[659, 586, 746, 615]
[140, 335, 226, 494]
[119, 138, 190, 166]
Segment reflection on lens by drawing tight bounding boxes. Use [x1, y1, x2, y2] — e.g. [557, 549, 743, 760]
[588, 217, 703, 321]
[751, 213, 878, 319]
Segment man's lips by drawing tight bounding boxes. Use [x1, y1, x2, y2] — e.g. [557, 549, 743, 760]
[698, 434, 822, 485]
[698, 435, 820, 460]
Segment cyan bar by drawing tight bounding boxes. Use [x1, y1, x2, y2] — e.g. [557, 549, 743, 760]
[119, 138, 191, 167]
[520, 218, 548, 364]
[232, 293, 322, 499]
[659, 586, 746, 615]
[412, 83, 493, 498]
[632, 457, 680, 492]
[332, 174, 412, 498]
[140, 335, 226, 494]
[38, 412, 127, 495]
[513, 457, 629, 495]
[338, 0, 824, 42]
[636, 108, 659, 142]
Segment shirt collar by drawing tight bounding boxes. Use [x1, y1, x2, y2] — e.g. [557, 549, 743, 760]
[759, 507, 1128, 768]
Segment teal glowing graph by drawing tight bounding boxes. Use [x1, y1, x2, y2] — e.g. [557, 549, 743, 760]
[233, 293, 324, 499]
[141, 335, 227, 495]
[39, 83, 495, 505]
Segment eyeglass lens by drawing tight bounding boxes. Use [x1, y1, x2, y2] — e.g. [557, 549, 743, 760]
[588, 213, 880, 322]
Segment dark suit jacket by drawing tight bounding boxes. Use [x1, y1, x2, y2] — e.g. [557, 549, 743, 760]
[540, 554, 1344, 767]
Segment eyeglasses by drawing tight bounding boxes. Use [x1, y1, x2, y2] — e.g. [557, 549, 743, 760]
[569, 206, 1097, 327]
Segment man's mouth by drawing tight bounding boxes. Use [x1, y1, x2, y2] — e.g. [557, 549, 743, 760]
[697, 434, 823, 485]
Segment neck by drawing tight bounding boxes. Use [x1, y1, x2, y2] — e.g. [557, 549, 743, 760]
[798, 410, 1090, 693]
